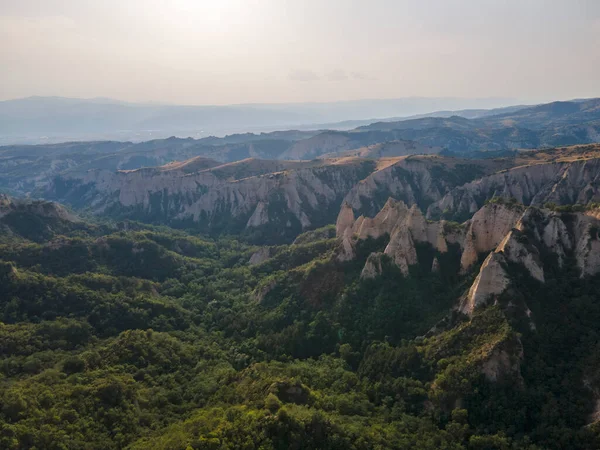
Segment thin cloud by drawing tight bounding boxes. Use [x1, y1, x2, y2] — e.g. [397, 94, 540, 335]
[327, 69, 348, 81]
[296, 69, 375, 82]
[350, 71, 376, 81]
[288, 69, 320, 82]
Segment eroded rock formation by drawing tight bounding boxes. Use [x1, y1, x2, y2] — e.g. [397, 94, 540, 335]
[461, 252, 510, 315]
[427, 159, 600, 220]
[336, 197, 600, 314]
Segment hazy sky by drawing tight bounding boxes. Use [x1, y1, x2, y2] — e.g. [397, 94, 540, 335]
[1, 0, 599, 105]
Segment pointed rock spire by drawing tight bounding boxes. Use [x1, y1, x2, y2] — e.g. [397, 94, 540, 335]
[384, 227, 417, 276]
[361, 252, 385, 279]
[461, 252, 510, 315]
[460, 202, 525, 273]
[431, 256, 440, 273]
[336, 202, 355, 237]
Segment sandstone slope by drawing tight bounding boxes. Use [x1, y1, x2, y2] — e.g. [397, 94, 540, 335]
[427, 154, 600, 220]
[335, 197, 600, 316]
[45, 157, 376, 241]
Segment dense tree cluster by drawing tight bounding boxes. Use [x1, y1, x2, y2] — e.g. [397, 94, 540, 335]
[1, 213, 600, 449]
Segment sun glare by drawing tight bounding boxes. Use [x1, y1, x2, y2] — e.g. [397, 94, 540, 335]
[166, 0, 250, 31]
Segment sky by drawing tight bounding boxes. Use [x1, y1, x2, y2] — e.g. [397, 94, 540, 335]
[1, 0, 599, 105]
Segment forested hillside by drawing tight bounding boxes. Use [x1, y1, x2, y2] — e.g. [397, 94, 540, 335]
[2, 195, 600, 449]
[5, 0, 600, 448]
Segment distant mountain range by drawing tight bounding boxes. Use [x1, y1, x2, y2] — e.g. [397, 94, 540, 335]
[6, 89, 600, 450]
[0, 96, 521, 144]
[1, 95, 600, 242]
[38, 144, 600, 243]
[2, 97, 600, 195]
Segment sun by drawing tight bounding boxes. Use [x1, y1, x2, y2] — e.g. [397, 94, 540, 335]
[145, 0, 258, 35]
[169, 0, 248, 26]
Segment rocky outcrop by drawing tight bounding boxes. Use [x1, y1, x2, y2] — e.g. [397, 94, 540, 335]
[481, 337, 524, 384]
[431, 257, 440, 273]
[342, 155, 515, 219]
[384, 227, 418, 275]
[573, 213, 600, 277]
[496, 230, 544, 282]
[512, 206, 600, 277]
[427, 159, 600, 220]
[405, 205, 427, 241]
[248, 247, 274, 265]
[340, 194, 600, 294]
[342, 157, 455, 217]
[41, 150, 510, 244]
[459, 204, 600, 316]
[461, 224, 544, 316]
[337, 229, 356, 262]
[459, 202, 525, 272]
[381, 204, 463, 275]
[354, 198, 410, 240]
[246, 202, 269, 228]
[336, 197, 465, 276]
[253, 279, 277, 303]
[540, 214, 572, 266]
[461, 252, 511, 315]
[41, 144, 600, 245]
[45, 158, 376, 239]
[361, 252, 385, 279]
[335, 202, 355, 237]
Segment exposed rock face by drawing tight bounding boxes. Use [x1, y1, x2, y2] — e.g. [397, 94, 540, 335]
[460, 203, 526, 272]
[335, 203, 355, 237]
[337, 229, 356, 262]
[511, 208, 570, 267]
[268, 380, 310, 405]
[512, 206, 600, 277]
[584, 374, 600, 425]
[406, 205, 427, 241]
[459, 204, 600, 315]
[431, 257, 440, 273]
[461, 252, 511, 315]
[253, 279, 277, 303]
[337, 197, 466, 276]
[361, 252, 385, 279]
[41, 144, 600, 245]
[381, 204, 462, 275]
[573, 213, 600, 276]
[481, 338, 524, 384]
[339, 196, 600, 315]
[342, 157, 453, 217]
[343, 155, 515, 219]
[248, 247, 273, 265]
[384, 227, 418, 275]
[246, 202, 269, 228]
[427, 159, 600, 220]
[496, 230, 544, 282]
[540, 215, 572, 266]
[45, 158, 376, 238]
[590, 399, 600, 425]
[354, 198, 410, 240]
